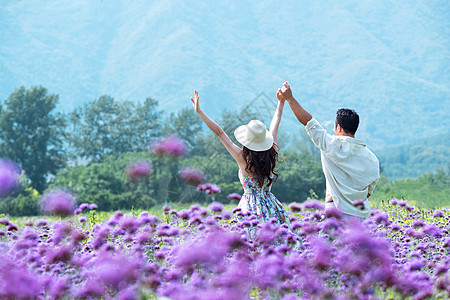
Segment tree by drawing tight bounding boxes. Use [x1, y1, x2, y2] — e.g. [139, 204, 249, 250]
[190, 108, 261, 157]
[0, 185, 40, 216]
[133, 98, 162, 149]
[68, 96, 162, 162]
[0, 86, 66, 192]
[163, 107, 203, 151]
[271, 150, 325, 203]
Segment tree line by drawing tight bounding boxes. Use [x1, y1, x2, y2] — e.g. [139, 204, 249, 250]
[0, 86, 326, 216]
[375, 133, 450, 179]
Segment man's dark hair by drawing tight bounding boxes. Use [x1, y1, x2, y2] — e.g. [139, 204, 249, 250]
[335, 108, 359, 135]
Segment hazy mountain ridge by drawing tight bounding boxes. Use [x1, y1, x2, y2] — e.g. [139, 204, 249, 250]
[1, 0, 449, 149]
[375, 132, 450, 179]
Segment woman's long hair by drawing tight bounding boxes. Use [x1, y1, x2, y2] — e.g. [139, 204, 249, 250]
[242, 144, 283, 188]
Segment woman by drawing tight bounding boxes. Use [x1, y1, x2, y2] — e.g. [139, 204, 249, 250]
[190, 89, 290, 226]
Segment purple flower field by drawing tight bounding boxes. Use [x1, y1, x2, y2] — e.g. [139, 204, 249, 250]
[0, 200, 448, 299]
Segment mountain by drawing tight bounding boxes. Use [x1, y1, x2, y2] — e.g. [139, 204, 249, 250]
[1, 0, 449, 149]
[375, 133, 450, 179]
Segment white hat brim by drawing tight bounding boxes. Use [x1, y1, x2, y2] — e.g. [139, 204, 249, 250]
[234, 124, 274, 152]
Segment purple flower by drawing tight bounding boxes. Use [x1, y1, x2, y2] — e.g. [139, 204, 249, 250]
[406, 228, 425, 239]
[222, 211, 232, 220]
[7, 223, 18, 231]
[390, 223, 401, 231]
[164, 269, 182, 281]
[117, 287, 137, 300]
[40, 189, 76, 217]
[321, 218, 341, 232]
[167, 227, 179, 236]
[288, 202, 302, 212]
[190, 204, 201, 211]
[412, 220, 425, 228]
[0, 259, 43, 299]
[73, 208, 82, 215]
[94, 255, 140, 290]
[45, 246, 73, 264]
[35, 219, 47, 227]
[76, 280, 105, 298]
[197, 183, 221, 194]
[324, 207, 342, 219]
[179, 167, 205, 185]
[432, 210, 444, 218]
[71, 230, 86, 243]
[210, 184, 221, 193]
[1, 195, 447, 298]
[394, 269, 433, 297]
[290, 221, 302, 231]
[151, 135, 187, 157]
[126, 160, 153, 181]
[311, 238, 333, 270]
[352, 199, 365, 210]
[303, 199, 325, 211]
[52, 222, 71, 245]
[79, 216, 87, 223]
[373, 211, 390, 226]
[406, 205, 415, 211]
[120, 217, 138, 234]
[408, 259, 425, 271]
[227, 193, 242, 201]
[0, 158, 21, 197]
[188, 215, 202, 226]
[173, 228, 241, 268]
[162, 205, 171, 214]
[79, 203, 89, 210]
[423, 224, 442, 238]
[209, 201, 224, 213]
[89, 203, 98, 210]
[48, 278, 68, 299]
[174, 210, 188, 220]
[398, 200, 407, 207]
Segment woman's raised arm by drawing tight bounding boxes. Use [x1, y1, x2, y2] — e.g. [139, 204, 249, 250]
[269, 90, 286, 145]
[191, 90, 244, 164]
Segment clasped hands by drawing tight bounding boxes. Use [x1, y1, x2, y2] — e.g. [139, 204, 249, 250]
[276, 81, 294, 102]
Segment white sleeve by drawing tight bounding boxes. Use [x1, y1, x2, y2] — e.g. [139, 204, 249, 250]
[305, 118, 334, 152]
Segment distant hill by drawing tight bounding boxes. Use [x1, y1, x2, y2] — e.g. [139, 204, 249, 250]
[1, 0, 449, 149]
[375, 133, 450, 179]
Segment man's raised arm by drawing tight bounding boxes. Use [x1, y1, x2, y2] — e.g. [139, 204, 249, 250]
[279, 81, 333, 152]
[279, 82, 312, 126]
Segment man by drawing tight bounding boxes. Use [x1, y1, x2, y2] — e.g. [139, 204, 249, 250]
[278, 82, 379, 219]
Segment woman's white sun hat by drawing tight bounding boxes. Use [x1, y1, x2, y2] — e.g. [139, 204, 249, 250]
[234, 120, 274, 151]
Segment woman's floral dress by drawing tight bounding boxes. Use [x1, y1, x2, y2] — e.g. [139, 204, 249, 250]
[237, 170, 290, 226]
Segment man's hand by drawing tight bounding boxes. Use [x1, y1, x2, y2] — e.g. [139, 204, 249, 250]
[279, 81, 294, 102]
[278, 80, 312, 126]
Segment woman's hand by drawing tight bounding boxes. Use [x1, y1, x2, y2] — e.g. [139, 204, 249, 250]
[190, 89, 201, 113]
[276, 88, 286, 102]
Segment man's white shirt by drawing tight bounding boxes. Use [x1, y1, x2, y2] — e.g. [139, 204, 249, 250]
[305, 118, 380, 218]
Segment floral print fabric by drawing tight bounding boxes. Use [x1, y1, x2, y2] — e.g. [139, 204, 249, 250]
[237, 170, 290, 226]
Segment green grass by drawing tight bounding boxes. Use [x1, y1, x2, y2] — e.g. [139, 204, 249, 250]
[372, 172, 450, 209]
